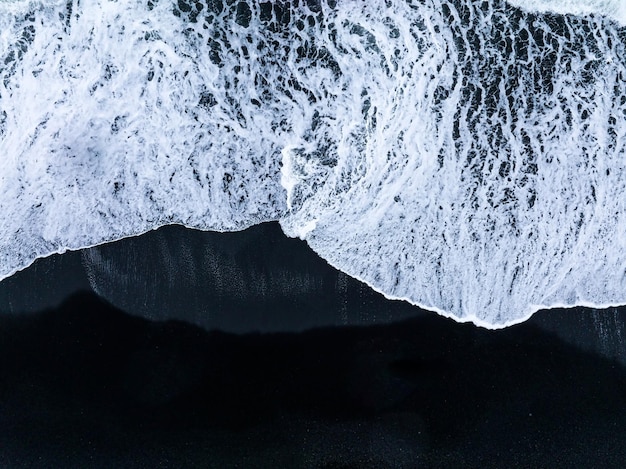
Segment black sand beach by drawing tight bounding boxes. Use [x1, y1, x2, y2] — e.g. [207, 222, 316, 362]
[2, 224, 626, 467]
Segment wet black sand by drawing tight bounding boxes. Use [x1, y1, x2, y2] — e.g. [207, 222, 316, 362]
[2, 224, 626, 467]
[2, 292, 626, 467]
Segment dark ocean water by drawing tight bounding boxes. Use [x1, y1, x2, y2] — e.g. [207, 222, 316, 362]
[1, 225, 626, 467]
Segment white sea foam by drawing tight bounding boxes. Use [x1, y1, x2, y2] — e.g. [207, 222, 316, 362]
[506, 0, 626, 26]
[0, 0, 290, 277]
[1, 0, 626, 327]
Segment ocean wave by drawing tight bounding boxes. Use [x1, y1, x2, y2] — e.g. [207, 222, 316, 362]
[1, 0, 625, 326]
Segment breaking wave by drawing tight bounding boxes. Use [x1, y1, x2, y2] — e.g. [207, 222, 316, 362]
[1, 0, 625, 327]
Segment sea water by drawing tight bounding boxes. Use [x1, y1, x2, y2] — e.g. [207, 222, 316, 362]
[1, 0, 625, 327]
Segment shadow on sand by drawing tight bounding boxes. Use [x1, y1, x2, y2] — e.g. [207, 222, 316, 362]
[2, 292, 626, 468]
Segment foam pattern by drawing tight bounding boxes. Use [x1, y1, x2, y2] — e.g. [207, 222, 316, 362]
[0, 0, 293, 277]
[280, 0, 626, 326]
[1, 0, 626, 326]
[506, 0, 626, 26]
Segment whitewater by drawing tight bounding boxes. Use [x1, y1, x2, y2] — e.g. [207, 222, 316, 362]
[1, 0, 625, 327]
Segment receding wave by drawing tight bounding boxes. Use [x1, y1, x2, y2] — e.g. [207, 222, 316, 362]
[1, 0, 625, 327]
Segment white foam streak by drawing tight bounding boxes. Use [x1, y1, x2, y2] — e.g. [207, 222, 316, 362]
[506, 0, 626, 25]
